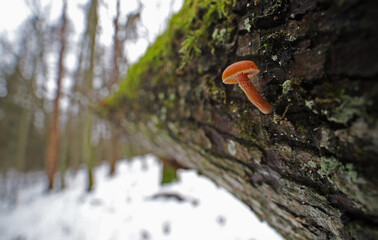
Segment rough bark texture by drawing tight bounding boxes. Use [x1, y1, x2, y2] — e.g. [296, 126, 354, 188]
[103, 0, 378, 239]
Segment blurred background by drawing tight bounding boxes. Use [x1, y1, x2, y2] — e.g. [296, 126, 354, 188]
[0, 0, 283, 239]
[0, 0, 182, 187]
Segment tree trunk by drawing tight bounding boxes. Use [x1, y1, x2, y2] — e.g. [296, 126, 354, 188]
[103, 0, 378, 239]
[14, 101, 32, 172]
[45, 0, 67, 190]
[109, 126, 120, 175]
[82, 0, 99, 192]
[108, 0, 123, 176]
[59, 127, 69, 189]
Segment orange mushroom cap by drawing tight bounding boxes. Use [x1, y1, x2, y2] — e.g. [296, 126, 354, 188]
[221, 60, 272, 114]
[222, 60, 260, 84]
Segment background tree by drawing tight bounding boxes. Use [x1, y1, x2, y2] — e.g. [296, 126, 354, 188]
[81, 0, 99, 192]
[45, 0, 68, 190]
[0, 6, 51, 200]
[107, 0, 123, 176]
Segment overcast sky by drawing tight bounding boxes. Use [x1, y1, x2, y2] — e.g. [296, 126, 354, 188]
[0, 0, 183, 57]
[0, 0, 184, 103]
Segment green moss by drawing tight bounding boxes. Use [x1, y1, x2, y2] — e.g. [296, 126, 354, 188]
[162, 92, 177, 110]
[237, 111, 264, 144]
[279, 30, 297, 42]
[264, 0, 283, 16]
[228, 103, 239, 113]
[260, 43, 272, 55]
[109, 0, 236, 101]
[178, 0, 236, 68]
[327, 86, 345, 99]
[297, 124, 305, 132]
[179, 35, 202, 69]
[206, 75, 225, 101]
[161, 164, 178, 184]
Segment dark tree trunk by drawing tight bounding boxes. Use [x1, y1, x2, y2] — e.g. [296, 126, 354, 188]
[103, 0, 378, 239]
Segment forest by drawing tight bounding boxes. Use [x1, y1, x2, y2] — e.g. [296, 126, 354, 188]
[1, 0, 378, 239]
[0, 0, 162, 191]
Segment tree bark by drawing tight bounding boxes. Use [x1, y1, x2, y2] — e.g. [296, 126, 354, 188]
[82, 0, 99, 192]
[14, 108, 32, 172]
[45, 0, 67, 190]
[104, 0, 378, 239]
[108, 0, 123, 176]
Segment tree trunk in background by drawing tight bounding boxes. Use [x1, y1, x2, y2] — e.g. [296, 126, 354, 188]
[59, 128, 69, 189]
[64, 115, 80, 172]
[108, 0, 123, 176]
[66, 31, 84, 173]
[103, 0, 378, 239]
[109, 126, 120, 175]
[14, 109, 32, 172]
[82, 111, 94, 192]
[45, 0, 67, 190]
[82, 0, 99, 192]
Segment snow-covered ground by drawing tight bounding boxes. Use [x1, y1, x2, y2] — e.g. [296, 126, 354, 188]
[0, 154, 283, 240]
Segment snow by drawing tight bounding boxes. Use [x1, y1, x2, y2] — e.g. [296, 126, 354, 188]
[0, 154, 283, 240]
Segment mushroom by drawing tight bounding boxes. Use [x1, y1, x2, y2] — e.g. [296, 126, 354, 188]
[222, 60, 273, 114]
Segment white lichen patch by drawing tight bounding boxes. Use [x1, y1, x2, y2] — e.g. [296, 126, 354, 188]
[305, 100, 318, 114]
[227, 140, 237, 156]
[281, 79, 292, 94]
[212, 27, 227, 44]
[244, 18, 252, 32]
[328, 96, 366, 124]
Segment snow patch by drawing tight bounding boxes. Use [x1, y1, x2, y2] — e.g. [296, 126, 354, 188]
[0, 154, 283, 240]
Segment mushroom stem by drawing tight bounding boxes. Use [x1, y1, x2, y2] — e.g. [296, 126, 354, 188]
[238, 74, 273, 114]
